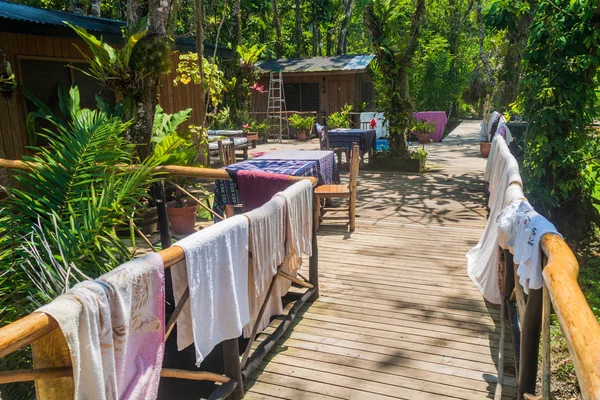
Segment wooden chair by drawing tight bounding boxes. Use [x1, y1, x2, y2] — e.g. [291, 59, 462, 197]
[321, 127, 350, 167]
[218, 141, 236, 166]
[315, 143, 360, 232]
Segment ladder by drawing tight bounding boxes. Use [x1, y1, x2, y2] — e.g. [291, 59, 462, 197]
[266, 71, 290, 143]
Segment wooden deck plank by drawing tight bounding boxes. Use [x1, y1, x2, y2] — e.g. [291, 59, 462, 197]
[245, 121, 514, 399]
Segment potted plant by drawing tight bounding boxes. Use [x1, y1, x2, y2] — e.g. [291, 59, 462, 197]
[289, 114, 316, 141]
[410, 120, 435, 144]
[151, 107, 206, 234]
[326, 104, 353, 129]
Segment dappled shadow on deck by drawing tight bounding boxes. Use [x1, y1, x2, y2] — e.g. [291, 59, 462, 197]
[244, 122, 516, 400]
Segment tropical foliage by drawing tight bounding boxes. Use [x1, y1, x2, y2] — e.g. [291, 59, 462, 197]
[514, 0, 600, 237]
[326, 104, 353, 129]
[0, 87, 160, 397]
[288, 114, 316, 132]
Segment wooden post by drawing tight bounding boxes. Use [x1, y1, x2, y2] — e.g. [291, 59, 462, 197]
[518, 286, 543, 399]
[221, 338, 244, 400]
[152, 181, 171, 249]
[542, 254, 552, 399]
[309, 188, 319, 302]
[504, 250, 521, 377]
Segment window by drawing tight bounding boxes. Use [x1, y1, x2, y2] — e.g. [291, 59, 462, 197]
[300, 83, 319, 111]
[282, 82, 320, 112]
[20, 59, 113, 116]
[20, 58, 114, 145]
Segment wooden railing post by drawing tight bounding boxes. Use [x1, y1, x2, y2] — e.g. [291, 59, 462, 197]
[309, 188, 320, 302]
[151, 180, 171, 250]
[503, 250, 520, 377]
[518, 285, 543, 399]
[221, 338, 244, 400]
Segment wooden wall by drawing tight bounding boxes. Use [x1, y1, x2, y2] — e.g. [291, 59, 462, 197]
[0, 32, 202, 161]
[251, 70, 373, 118]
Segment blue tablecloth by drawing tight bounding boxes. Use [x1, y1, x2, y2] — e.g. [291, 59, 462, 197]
[213, 159, 319, 217]
[257, 150, 339, 186]
[327, 128, 377, 153]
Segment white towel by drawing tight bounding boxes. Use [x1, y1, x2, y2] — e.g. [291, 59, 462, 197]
[497, 197, 534, 252]
[513, 211, 561, 293]
[243, 197, 287, 338]
[35, 253, 165, 400]
[467, 136, 516, 304]
[274, 180, 313, 259]
[172, 215, 250, 364]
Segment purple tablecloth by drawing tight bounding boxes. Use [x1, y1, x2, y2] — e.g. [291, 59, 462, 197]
[257, 150, 339, 185]
[213, 159, 319, 217]
[327, 129, 377, 153]
[413, 111, 448, 142]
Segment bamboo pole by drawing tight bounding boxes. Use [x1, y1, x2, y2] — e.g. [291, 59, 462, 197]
[0, 159, 318, 188]
[0, 367, 230, 385]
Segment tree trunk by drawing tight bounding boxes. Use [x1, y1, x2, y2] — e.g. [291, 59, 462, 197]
[196, 0, 206, 128]
[231, 0, 241, 56]
[271, 0, 284, 58]
[295, 0, 302, 57]
[127, 0, 173, 160]
[337, 0, 354, 55]
[89, 0, 101, 17]
[476, 0, 493, 86]
[498, 8, 532, 109]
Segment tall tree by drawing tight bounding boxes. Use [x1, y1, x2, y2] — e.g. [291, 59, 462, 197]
[271, 0, 284, 58]
[516, 0, 600, 237]
[89, 0, 101, 16]
[365, 0, 426, 155]
[125, 0, 174, 159]
[295, 0, 302, 57]
[337, 0, 355, 55]
[231, 0, 241, 55]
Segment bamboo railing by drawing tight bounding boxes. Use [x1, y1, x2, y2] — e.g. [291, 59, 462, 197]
[488, 150, 600, 400]
[0, 160, 320, 400]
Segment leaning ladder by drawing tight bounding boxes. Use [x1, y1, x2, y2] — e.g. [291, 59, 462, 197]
[266, 71, 290, 143]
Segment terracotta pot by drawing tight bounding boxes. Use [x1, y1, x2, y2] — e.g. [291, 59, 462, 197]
[414, 132, 430, 144]
[166, 199, 198, 234]
[480, 141, 492, 158]
[297, 130, 308, 141]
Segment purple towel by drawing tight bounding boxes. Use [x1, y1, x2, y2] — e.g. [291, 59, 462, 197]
[233, 170, 292, 211]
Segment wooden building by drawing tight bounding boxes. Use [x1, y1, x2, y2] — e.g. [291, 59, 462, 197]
[0, 0, 231, 161]
[253, 54, 376, 119]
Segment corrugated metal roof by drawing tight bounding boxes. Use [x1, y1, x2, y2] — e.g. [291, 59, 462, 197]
[256, 54, 375, 74]
[0, 0, 124, 33]
[0, 0, 229, 55]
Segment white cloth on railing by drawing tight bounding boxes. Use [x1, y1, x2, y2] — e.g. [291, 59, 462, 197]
[496, 119, 513, 144]
[274, 180, 313, 259]
[35, 253, 165, 400]
[172, 215, 250, 364]
[243, 196, 287, 338]
[497, 198, 534, 252]
[467, 136, 514, 304]
[274, 180, 313, 299]
[513, 211, 561, 293]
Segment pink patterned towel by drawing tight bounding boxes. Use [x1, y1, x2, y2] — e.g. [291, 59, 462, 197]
[36, 253, 165, 400]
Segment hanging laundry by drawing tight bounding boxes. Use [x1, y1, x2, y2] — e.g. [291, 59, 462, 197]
[243, 196, 287, 338]
[274, 179, 313, 259]
[467, 136, 518, 304]
[33, 253, 165, 400]
[274, 180, 313, 298]
[497, 185, 532, 252]
[512, 211, 561, 293]
[228, 169, 292, 211]
[171, 215, 250, 364]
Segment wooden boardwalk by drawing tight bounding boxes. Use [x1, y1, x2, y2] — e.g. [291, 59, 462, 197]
[244, 121, 517, 399]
